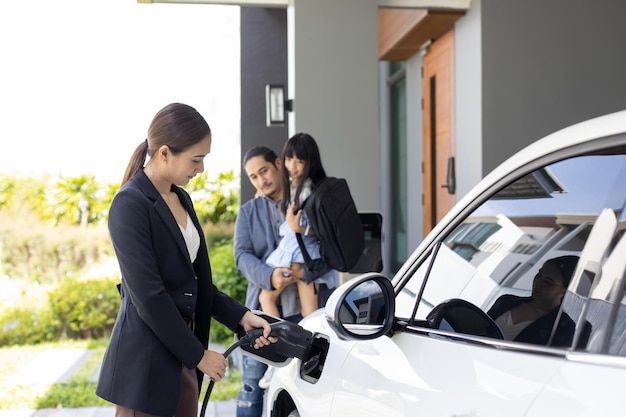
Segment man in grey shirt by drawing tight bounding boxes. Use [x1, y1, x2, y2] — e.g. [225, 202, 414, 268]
[234, 146, 333, 417]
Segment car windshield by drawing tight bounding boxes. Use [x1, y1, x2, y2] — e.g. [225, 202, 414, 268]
[395, 146, 626, 352]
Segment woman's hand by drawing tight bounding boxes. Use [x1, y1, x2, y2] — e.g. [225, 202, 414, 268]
[240, 310, 277, 349]
[197, 350, 229, 382]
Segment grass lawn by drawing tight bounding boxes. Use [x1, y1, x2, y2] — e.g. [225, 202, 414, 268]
[0, 339, 241, 410]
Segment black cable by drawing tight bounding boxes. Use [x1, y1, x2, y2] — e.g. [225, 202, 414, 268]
[198, 321, 312, 417]
[199, 335, 251, 417]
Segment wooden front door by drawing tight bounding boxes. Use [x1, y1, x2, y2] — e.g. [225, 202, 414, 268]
[422, 29, 455, 236]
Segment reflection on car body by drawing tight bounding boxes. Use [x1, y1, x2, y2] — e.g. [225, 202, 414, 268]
[244, 110, 626, 417]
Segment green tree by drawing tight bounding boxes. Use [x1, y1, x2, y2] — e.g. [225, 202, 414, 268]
[90, 182, 119, 224]
[0, 175, 48, 220]
[46, 175, 103, 227]
[186, 171, 239, 225]
[0, 175, 16, 209]
[0, 170, 246, 347]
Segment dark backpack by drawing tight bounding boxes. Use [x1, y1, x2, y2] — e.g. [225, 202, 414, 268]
[296, 177, 365, 273]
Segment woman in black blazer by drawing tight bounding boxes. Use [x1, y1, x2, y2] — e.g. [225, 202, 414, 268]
[96, 103, 273, 417]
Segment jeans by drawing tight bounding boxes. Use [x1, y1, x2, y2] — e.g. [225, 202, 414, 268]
[236, 313, 303, 417]
[236, 354, 268, 417]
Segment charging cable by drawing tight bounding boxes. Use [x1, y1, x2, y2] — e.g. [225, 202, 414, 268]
[199, 320, 313, 417]
[199, 335, 250, 417]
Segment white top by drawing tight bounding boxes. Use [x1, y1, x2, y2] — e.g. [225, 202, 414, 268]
[494, 310, 534, 341]
[178, 213, 200, 263]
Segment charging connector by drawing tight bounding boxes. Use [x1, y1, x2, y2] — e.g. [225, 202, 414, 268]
[242, 320, 313, 361]
[200, 319, 313, 417]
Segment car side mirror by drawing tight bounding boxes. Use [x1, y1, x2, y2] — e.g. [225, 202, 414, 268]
[325, 273, 395, 340]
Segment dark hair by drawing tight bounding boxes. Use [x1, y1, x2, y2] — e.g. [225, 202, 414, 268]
[281, 132, 327, 212]
[545, 255, 580, 287]
[121, 103, 211, 186]
[242, 146, 279, 167]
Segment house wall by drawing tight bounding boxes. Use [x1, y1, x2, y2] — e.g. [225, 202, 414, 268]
[287, 0, 380, 212]
[239, 0, 626, 275]
[402, 1, 483, 254]
[481, 0, 626, 175]
[378, 62, 393, 271]
[393, 0, 626, 262]
[454, 0, 482, 200]
[404, 53, 425, 256]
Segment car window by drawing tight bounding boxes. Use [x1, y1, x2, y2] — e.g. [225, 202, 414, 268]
[396, 149, 626, 352]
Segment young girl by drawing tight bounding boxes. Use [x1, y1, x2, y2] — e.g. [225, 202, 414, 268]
[258, 133, 338, 318]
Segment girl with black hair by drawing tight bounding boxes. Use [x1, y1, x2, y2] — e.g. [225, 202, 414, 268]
[259, 133, 338, 318]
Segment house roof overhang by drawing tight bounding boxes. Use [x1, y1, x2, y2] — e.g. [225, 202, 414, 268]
[378, 8, 465, 60]
[137, 0, 469, 61]
[137, 0, 471, 7]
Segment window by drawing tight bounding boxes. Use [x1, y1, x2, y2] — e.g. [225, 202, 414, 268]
[395, 149, 626, 352]
[388, 61, 408, 273]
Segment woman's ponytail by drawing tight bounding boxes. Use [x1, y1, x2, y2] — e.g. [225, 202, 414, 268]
[120, 139, 150, 187]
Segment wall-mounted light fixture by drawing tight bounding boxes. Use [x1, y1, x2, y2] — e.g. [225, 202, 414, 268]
[265, 84, 292, 127]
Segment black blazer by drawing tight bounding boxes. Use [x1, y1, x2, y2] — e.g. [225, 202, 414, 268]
[96, 169, 248, 416]
[487, 295, 575, 347]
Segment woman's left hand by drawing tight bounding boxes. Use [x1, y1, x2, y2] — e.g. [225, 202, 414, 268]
[240, 311, 277, 349]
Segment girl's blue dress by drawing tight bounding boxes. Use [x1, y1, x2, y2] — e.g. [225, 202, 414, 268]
[266, 178, 338, 288]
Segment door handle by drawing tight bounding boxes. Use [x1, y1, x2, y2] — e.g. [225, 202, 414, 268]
[441, 156, 456, 194]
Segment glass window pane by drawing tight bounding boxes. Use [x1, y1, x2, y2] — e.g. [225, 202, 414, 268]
[389, 63, 407, 272]
[396, 149, 626, 351]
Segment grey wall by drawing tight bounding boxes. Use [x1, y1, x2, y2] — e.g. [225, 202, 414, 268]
[288, 0, 381, 212]
[481, 0, 626, 174]
[454, 0, 482, 200]
[240, 7, 289, 202]
[240, 2, 380, 213]
[405, 54, 425, 256]
[238, 0, 626, 275]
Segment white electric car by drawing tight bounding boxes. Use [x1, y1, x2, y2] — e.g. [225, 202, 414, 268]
[246, 110, 626, 417]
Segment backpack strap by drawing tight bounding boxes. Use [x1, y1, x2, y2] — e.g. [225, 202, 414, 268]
[295, 232, 315, 272]
[295, 233, 319, 294]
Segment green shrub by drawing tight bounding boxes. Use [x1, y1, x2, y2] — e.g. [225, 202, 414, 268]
[0, 172, 246, 352]
[203, 221, 235, 248]
[208, 237, 247, 346]
[0, 306, 59, 346]
[47, 276, 120, 339]
[209, 238, 247, 304]
[0, 239, 244, 348]
[0, 222, 114, 285]
[0, 276, 120, 347]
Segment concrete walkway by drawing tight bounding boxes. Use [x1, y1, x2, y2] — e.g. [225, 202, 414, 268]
[0, 401, 237, 417]
[1, 344, 238, 417]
